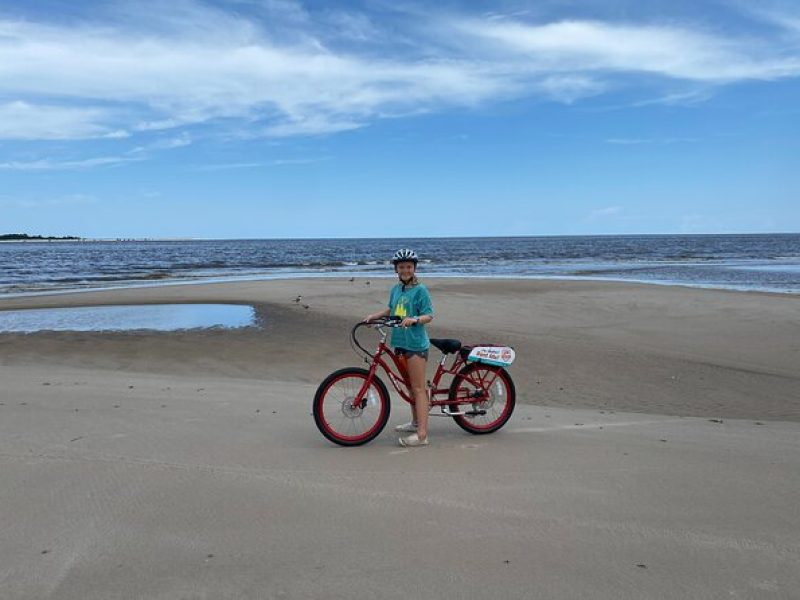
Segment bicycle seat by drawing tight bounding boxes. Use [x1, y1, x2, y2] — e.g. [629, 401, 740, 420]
[430, 338, 462, 354]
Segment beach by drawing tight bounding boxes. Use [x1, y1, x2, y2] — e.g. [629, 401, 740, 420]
[1, 278, 799, 598]
[1, 278, 797, 419]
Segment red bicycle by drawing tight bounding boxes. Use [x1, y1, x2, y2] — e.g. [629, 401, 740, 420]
[313, 316, 517, 446]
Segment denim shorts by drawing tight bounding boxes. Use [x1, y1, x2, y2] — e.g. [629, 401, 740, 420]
[395, 347, 429, 360]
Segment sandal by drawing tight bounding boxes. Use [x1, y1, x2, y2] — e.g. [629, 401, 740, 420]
[399, 433, 429, 447]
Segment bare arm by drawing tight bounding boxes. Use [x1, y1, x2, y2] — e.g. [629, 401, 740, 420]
[365, 308, 391, 322]
[401, 313, 433, 328]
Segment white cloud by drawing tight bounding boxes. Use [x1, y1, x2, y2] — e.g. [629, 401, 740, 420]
[452, 19, 800, 82]
[103, 130, 132, 139]
[0, 15, 506, 141]
[191, 156, 327, 170]
[0, 101, 124, 140]
[0, 156, 138, 171]
[0, 3, 797, 143]
[537, 75, 606, 103]
[8, 131, 188, 172]
[135, 119, 185, 132]
[734, 3, 800, 37]
[263, 117, 364, 137]
[631, 89, 713, 107]
[128, 132, 193, 155]
[152, 132, 192, 149]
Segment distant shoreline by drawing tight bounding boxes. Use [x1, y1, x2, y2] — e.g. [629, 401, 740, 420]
[2, 233, 799, 243]
[0, 238, 194, 243]
[1, 234, 81, 242]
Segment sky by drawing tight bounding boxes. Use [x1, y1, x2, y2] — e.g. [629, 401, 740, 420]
[0, 0, 798, 239]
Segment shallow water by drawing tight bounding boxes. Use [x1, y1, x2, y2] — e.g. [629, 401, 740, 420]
[0, 304, 256, 333]
[2, 235, 798, 294]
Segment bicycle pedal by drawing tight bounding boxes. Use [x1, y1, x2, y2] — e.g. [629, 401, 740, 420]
[465, 410, 487, 417]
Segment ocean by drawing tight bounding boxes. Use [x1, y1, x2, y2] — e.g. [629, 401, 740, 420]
[2, 234, 799, 295]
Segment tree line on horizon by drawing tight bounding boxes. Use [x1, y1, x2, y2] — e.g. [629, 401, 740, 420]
[1, 233, 81, 240]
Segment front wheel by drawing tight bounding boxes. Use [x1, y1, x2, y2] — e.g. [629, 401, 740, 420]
[448, 364, 516, 434]
[313, 367, 391, 446]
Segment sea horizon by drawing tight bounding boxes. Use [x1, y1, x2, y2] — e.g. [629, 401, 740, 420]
[3, 231, 799, 242]
[3, 233, 799, 296]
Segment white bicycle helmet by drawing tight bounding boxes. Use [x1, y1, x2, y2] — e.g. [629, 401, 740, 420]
[392, 248, 418, 265]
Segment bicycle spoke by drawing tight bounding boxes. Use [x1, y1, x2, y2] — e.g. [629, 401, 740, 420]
[317, 372, 388, 443]
[453, 366, 512, 430]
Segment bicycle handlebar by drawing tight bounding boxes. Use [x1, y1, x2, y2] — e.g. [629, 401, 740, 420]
[351, 316, 401, 358]
[363, 316, 403, 328]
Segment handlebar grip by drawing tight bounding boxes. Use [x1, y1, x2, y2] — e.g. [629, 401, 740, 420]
[365, 316, 402, 327]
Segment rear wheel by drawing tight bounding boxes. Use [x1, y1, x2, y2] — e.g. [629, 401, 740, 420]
[448, 364, 515, 434]
[313, 368, 391, 446]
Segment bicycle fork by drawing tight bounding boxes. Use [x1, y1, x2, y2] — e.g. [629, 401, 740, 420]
[351, 363, 380, 409]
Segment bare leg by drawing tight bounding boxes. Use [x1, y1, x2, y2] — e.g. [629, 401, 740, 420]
[406, 355, 428, 439]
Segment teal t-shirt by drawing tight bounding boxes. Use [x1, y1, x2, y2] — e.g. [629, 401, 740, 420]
[388, 282, 434, 352]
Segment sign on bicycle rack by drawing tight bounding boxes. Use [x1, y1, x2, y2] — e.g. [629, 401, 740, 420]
[466, 346, 515, 367]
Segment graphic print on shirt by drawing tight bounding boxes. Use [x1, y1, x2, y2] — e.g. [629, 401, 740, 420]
[393, 296, 409, 318]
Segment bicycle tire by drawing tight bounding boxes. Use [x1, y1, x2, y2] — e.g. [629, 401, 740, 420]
[448, 363, 516, 434]
[313, 367, 391, 446]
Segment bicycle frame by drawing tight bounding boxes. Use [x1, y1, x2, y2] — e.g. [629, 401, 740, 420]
[351, 323, 502, 410]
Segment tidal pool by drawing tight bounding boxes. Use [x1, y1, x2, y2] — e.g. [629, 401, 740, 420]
[0, 304, 256, 333]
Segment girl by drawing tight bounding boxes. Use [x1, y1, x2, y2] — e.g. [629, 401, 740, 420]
[365, 249, 434, 447]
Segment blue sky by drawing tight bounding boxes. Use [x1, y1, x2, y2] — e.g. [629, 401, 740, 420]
[1, 0, 798, 238]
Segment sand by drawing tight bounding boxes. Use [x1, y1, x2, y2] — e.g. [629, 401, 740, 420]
[1, 278, 798, 419]
[0, 278, 798, 598]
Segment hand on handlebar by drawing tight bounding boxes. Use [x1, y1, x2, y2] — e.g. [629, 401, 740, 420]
[363, 315, 402, 327]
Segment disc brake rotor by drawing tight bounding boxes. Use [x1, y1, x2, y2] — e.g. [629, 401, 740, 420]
[341, 395, 363, 418]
